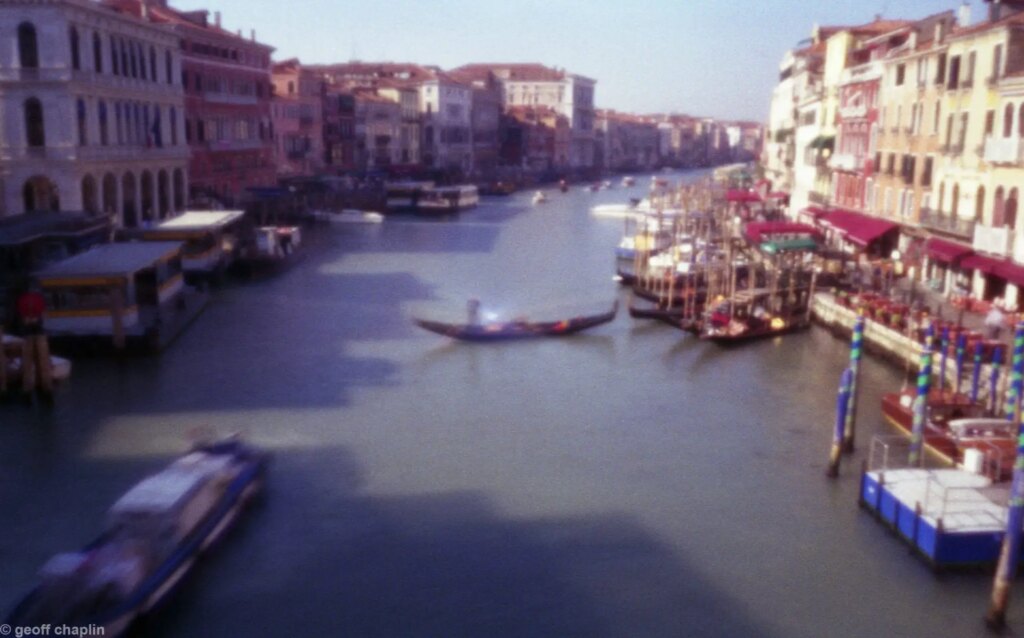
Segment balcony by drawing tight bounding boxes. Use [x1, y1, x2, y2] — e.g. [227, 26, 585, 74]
[973, 223, 1014, 258]
[202, 91, 257, 106]
[829, 152, 858, 171]
[983, 135, 1024, 165]
[920, 208, 976, 240]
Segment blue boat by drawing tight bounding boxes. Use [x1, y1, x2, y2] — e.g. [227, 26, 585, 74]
[5, 437, 268, 636]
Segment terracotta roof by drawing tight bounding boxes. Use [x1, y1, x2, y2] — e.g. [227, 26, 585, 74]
[452, 63, 567, 82]
[104, 0, 273, 50]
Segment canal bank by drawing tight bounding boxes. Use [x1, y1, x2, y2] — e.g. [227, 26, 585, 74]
[0, 172, 1016, 637]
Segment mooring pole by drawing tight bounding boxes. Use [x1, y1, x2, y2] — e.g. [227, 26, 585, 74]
[970, 340, 983, 404]
[991, 346, 1004, 417]
[827, 367, 853, 478]
[843, 313, 865, 453]
[985, 323, 1024, 630]
[954, 332, 967, 394]
[907, 345, 933, 468]
[1007, 326, 1024, 425]
[938, 326, 950, 393]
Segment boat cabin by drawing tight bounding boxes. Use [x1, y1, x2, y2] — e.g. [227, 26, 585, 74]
[124, 210, 246, 281]
[35, 242, 187, 346]
[417, 185, 480, 213]
[385, 181, 434, 211]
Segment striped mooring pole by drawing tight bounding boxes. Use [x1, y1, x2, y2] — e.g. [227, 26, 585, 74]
[907, 344, 933, 468]
[842, 314, 865, 453]
[826, 367, 853, 479]
[938, 327, 950, 393]
[991, 347, 1004, 417]
[970, 340, 984, 404]
[954, 332, 967, 394]
[984, 323, 1024, 629]
[1006, 327, 1024, 424]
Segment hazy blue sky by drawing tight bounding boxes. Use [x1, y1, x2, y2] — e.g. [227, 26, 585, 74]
[174, 0, 977, 122]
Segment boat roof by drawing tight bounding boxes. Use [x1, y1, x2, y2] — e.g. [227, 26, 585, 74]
[156, 210, 245, 231]
[109, 452, 233, 517]
[36, 241, 183, 281]
[948, 418, 1014, 432]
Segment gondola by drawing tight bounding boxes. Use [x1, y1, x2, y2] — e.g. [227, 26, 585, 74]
[627, 299, 700, 332]
[414, 301, 618, 341]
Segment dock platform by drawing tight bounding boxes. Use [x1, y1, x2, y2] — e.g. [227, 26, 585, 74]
[860, 467, 1011, 568]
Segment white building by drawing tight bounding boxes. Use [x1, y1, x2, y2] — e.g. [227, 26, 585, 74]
[451, 63, 597, 170]
[419, 74, 472, 173]
[0, 0, 189, 226]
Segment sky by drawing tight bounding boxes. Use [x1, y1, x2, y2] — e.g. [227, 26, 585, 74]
[172, 0, 980, 122]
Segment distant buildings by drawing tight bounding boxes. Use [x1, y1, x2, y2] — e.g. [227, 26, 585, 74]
[0, 0, 754, 229]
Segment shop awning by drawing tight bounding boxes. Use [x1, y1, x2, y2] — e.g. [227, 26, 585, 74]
[996, 260, 1024, 286]
[743, 221, 821, 244]
[925, 238, 973, 264]
[799, 206, 829, 221]
[961, 254, 1003, 275]
[726, 189, 763, 203]
[821, 209, 899, 248]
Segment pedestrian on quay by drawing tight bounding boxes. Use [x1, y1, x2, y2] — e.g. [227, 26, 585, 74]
[985, 302, 1007, 340]
[13, 281, 53, 402]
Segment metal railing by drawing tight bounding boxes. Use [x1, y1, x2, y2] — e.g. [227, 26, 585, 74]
[919, 207, 976, 239]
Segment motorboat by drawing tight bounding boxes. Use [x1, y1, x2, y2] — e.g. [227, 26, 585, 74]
[532, 191, 548, 205]
[416, 185, 480, 214]
[5, 436, 268, 637]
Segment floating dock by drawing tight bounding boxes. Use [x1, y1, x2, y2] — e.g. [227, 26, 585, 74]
[859, 466, 1012, 568]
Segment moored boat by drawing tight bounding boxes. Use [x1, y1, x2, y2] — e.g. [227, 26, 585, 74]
[5, 436, 268, 637]
[532, 191, 548, 205]
[880, 390, 1014, 478]
[416, 185, 480, 215]
[414, 301, 618, 341]
[700, 287, 811, 343]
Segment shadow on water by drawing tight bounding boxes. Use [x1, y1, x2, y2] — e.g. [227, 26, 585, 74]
[143, 445, 776, 638]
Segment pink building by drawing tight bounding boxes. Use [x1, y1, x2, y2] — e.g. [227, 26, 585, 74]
[271, 59, 324, 178]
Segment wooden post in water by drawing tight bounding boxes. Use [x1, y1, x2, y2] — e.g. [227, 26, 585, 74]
[827, 367, 853, 478]
[111, 285, 126, 351]
[1005, 327, 1024, 425]
[954, 332, 967, 394]
[907, 345, 933, 467]
[0, 325, 6, 394]
[990, 346, 1004, 416]
[843, 314, 865, 453]
[985, 322, 1024, 630]
[970, 341, 984, 404]
[938, 327, 950, 393]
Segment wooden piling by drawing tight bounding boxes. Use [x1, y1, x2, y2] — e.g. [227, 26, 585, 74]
[907, 345, 933, 467]
[827, 367, 853, 478]
[843, 314, 865, 453]
[970, 341, 983, 404]
[985, 323, 1024, 630]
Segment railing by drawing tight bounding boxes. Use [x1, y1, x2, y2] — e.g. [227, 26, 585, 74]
[202, 92, 257, 106]
[919, 207, 976, 239]
[983, 135, 1024, 165]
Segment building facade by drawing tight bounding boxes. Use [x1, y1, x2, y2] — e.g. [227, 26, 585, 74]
[271, 58, 323, 178]
[1, 0, 189, 225]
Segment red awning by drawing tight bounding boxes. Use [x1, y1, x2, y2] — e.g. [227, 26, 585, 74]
[821, 209, 898, 248]
[743, 222, 821, 244]
[726, 189, 763, 203]
[961, 254, 1002, 275]
[925, 238, 973, 264]
[996, 260, 1024, 286]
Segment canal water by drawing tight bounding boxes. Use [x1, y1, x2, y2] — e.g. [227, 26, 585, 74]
[0, 172, 1007, 637]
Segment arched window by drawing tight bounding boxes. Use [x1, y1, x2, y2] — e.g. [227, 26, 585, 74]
[120, 39, 128, 78]
[98, 101, 108, 146]
[114, 103, 122, 145]
[951, 183, 960, 218]
[152, 105, 162, 147]
[149, 46, 157, 83]
[173, 168, 184, 211]
[165, 50, 173, 84]
[1009, 188, 1020, 231]
[18, 23, 39, 69]
[1018, 104, 1024, 138]
[169, 106, 178, 145]
[24, 98, 45, 148]
[93, 32, 102, 73]
[122, 172, 137, 227]
[1005, 103, 1015, 138]
[23, 176, 59, 212]
[76, 99, 86, 146]
[110, 36, 119, 76]
[995, 187, 1006, 227]
[81, 175, 98, 214]
[976, 186, 986, 223]
[69, 26, 80, 70]
[102, 173, 117, 215]
[938, 182, 945, 215]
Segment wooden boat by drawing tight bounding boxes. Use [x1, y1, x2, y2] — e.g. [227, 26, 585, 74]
[700, 287, 811, 343]
[880, 389, 1015, 479]
[417, 185, 479, 214]
[532, 191, 548, 205]
[627, 299, 699, 332]
[414, 301, 618, 341]
[5, 436, 267, 637]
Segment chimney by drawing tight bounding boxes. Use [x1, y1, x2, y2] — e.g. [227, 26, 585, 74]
[214, 11, 221, 28]
[958, 2, 971, 27]
[991, 0, 1003, 22]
